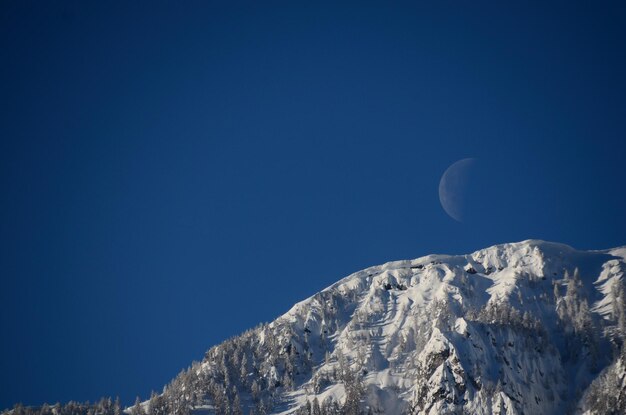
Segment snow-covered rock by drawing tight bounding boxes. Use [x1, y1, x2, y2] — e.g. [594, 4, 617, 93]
[138, 240, 626, 415]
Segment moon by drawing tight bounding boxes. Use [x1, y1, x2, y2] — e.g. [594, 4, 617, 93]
[438, 158, 477, 222]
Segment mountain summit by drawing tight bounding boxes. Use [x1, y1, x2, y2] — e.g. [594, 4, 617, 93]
[138, 240, 625, 415]
[8, 240, 626, 415]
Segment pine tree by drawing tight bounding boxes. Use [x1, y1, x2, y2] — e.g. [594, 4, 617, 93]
[233, 392, 243, 415]
[553, 280, 560, 302]
[312, 397, 321, 415]
[256, 398, 267, 415]
[146, 393, 154, 415]
[131, 397, 145, 415]
[282, 370, 294, 390]
[114, 397, 121, 415]
[251, 380, 261, 401]
[240, 353, 249, 385]
[613, 280, 626, 339]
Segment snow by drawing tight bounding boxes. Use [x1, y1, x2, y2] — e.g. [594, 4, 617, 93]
[129, 240, 626, 415]
[263, 240, 625, 414]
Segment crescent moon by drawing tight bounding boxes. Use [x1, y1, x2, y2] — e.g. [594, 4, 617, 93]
[438, 158, 477, 222]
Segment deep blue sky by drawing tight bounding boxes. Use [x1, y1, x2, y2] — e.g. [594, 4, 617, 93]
[1, 1, 625, 409]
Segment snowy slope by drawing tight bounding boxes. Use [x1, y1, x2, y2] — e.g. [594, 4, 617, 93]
[133, 240, 626, 415]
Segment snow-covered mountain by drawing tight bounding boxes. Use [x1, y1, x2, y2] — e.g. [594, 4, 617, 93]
[126, 239, 624, 415]
[6, 240, 626, 415]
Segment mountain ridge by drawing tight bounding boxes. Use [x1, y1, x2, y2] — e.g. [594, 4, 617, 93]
[163, 239, 626, 415]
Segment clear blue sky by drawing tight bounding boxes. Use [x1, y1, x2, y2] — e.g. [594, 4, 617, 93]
[1, 1, 625, 409]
